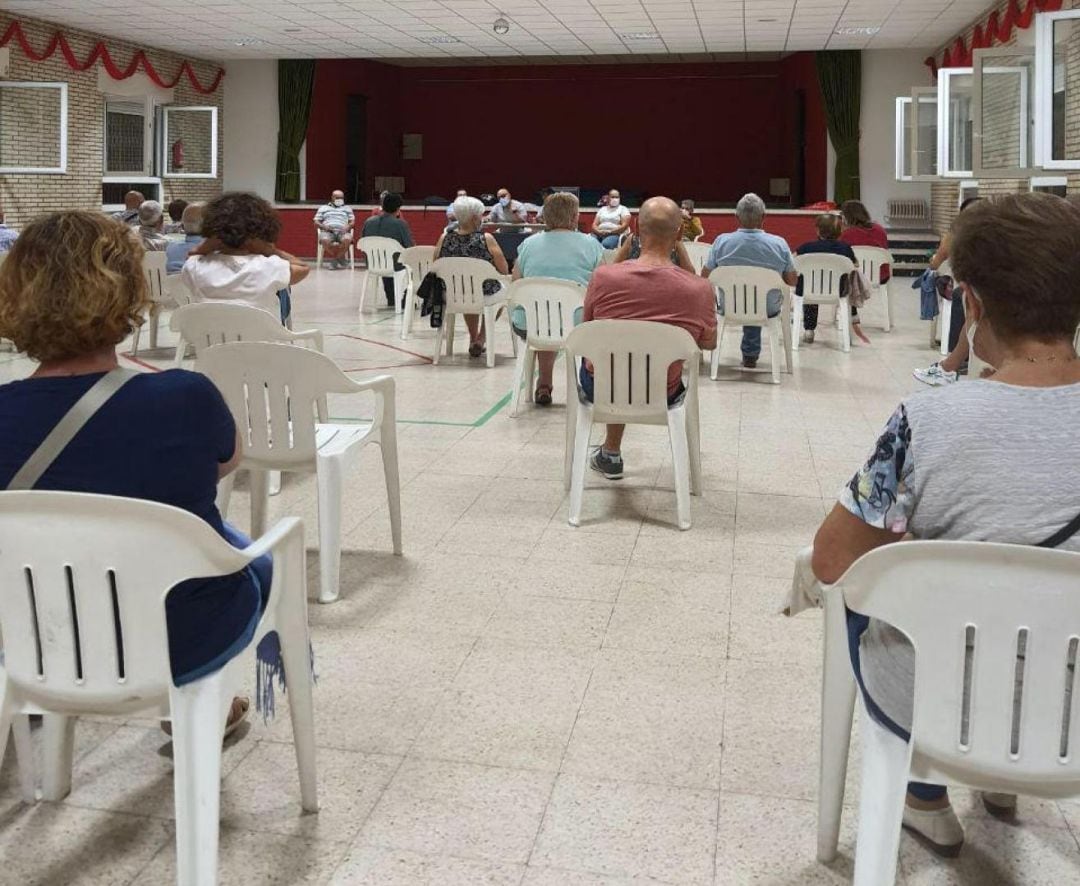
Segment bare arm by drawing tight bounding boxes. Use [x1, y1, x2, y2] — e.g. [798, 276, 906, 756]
[512, 263, 523, 281]
[811, 504, 903, 584]
[613, 234, 633, 263]
[432, 232, 446, 258]
[673, 241, 694, 274]
[928, 234, 950, 271]
[698, 324, 718, 351]
[782, 269, 798, 287]
[485, 234, 510, 275]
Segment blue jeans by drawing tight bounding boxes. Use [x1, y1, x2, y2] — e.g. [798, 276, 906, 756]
[599, 234, 621, 250]
[277, 289, 291, 324]
[715, 288, 783, 359]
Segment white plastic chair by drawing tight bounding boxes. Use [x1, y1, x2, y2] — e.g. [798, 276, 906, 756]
[431, 256, 515, 369]
[601, 248, 617, 265]
[170, 302, 325, 368]
[708, 266, 790, 384]
[852, 246, 894, 333]
[684, 241, 712, 275]
[200, 342, 401, 604]
[816, 541, 1080, 885]
[935, 259, 954, 355]
[357, 236, 408, 315]
[398, 245, 436, 341]
[0, 490, 318, 886]
[132, 251, 171, 355]
[315, 232, 354, 270]
[563, 320, 702, 530]
[506, 277, 585, 417]
[793, 253, 853, 353]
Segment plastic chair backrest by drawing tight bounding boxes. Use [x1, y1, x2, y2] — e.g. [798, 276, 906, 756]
[142, 251, 168, 304]
[839, 541, 1080, 788]
[601, 249, 617, 265]
[400, 245, 435, 284]
[358, 237, 403, 274]
[707, 266, 786, 324]
[432, 256, 503, 314]
[0, 491, 250, 709]
[794, 253, 853, 305]
[170, 302, 294, 362]
[507, 277, 584, 349]
[684, 242, 711, 275]
[851, 246, 892, 287]
[564, 319, 698, 424]
[198, 341, 355, 468]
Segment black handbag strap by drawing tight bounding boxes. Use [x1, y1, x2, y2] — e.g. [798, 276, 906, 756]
[1037, 511, 1080, 549]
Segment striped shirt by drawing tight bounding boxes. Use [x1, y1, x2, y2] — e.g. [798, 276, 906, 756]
[313, 203, 355, 231]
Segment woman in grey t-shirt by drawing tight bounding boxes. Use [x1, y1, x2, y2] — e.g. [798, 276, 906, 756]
[811, 193, 1080, 856]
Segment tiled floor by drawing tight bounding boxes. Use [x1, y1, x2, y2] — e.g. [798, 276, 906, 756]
[2, 269, 1079, 885]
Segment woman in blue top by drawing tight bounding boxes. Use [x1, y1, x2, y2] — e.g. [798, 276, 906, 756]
[510, 191, 603, 405]
[0, 211, 268, 733]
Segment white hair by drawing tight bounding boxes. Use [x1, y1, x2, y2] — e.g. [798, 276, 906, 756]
[138, 199, 163, 226]
[452, 195, 484, 226]
[735, 193, 766, 227]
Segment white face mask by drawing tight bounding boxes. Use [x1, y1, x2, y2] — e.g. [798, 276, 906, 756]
[965, 290, 995, 375]
[609, 198, 620, 208]
[332, 199, 344, 207]
[499, 196, 510, 207]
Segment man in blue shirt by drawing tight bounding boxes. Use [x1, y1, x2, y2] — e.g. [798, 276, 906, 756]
[0, 205, 17, 253]
[702, 193, 797, 368]
[166, 203, 205, 274]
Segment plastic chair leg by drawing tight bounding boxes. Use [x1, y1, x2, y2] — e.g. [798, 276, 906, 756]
[445, 314, 456, 359]
[484, 307, 497, 368]
[780, 297, 794, 374]
[131, 324, 142, 357]
[840, 299, 851, 353]
[710, 319, 724, 380]
[564, 356, 577, 490]
[41, 714, 76, 801]
[215, 473, 236, 520]
[432, 322, 444, 365]
[793, 297, 803, 351]
[880, 283, 893, 333]
[379, 432, 403, 556]
[394, 274, 406, 315]
[316, 243, 323, 269]
[567, 405, 593, 526]
[358, 273, 372, 316]
[510, 344, 529, 418]
[853, 710, 912, 886]
[768, 322, 782, 384]
[12, 714, 36, 803]
[817, 588, 857, 863]
[687, 393, 703, 496]
[277, 609, 318, 814]
[666, 407, 693, 531]
[269, 470, 282, 497]
[170, 675, 227, 886]
[939, 298, 952, 357]
[401, 278, 416, 341]
[249, 469, 270, 540]
[148, 308, 160, 351]
[315, 454, 344, 604]
[508, 310, 519, 359]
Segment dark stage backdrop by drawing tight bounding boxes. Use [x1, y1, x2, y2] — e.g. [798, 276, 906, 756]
[304, 54, 827, 207]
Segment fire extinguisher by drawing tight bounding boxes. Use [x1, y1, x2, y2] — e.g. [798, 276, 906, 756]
[171, 138, 185, 170]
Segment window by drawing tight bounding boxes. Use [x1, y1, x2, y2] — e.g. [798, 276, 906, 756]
[895, 97, 913, 181]
[104, 99, 149, 175]
[972, 47, 1035, 177]
[1030, 174, 1068, 196]
[0, 81, 68, 174]
[1035, 9, 1080, 169]
[958, 180, 980, 207]
[937, 68, 974, 177]
[909, 87, 939, 180]
[160, 106, 217, 178]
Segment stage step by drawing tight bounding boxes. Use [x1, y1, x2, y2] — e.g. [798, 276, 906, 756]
[886, 229, 937, 277]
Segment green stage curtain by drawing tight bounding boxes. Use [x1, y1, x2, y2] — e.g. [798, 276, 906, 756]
[816, 51, 861, 204]
[275, 60, 316, 203]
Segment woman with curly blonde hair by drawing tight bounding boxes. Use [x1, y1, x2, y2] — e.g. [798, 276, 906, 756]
[0, 211, 264, 730]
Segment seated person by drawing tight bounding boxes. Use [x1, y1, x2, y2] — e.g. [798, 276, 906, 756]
[581, 197, 717, 480]
[445, 188, 468, 230]
[313, 190, 355, 269]
[810, 192, 1080, 856]
[137, 200, 169, 252]
[165, 203, 205, 274]
[679, 199, 704, 241]
[614, 230, 694, 273]
[0, 211, 274, 731]
[591, 189, 631, 249]
[433, 196, 510, 358]
[182, 192, 309, 324]
[486, 188, 528, 225]
[0, 205, 18, 253]
[701, 192, 797, 369]
[165, 199, 188, 234]
[511, 191, 603, 405]
[112, 190, 144, 226]
[794, 213, 869, 345]
[361, 192, 415, 308]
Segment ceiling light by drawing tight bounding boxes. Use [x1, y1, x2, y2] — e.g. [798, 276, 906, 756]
[834, 26, 881, 35]
[493, 16, 510, 36]
[621, 32, 659, 40]
[423, 35, 461, 44]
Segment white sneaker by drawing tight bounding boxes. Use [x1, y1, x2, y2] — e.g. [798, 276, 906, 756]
[902, 803, 965, 856]
[913, 362, 959, 387]
[802, 330, 815, 344]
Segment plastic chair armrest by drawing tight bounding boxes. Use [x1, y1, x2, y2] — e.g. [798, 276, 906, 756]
[240, 516, 305, 564]
[344, 374, 396, 435]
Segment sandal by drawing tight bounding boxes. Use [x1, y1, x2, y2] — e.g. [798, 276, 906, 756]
[468, 341, 486, 358]
[160, 696, 250, 741]
[534, 384, 553, 406]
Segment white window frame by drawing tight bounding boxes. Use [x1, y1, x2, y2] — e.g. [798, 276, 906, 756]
[972, 48, 1035, 178]
[958, 180, 980, 208]
[1035, 9, 1080, 169]
[103, 95, 158, 177]
[159, 105, 218, 179]
[0, 81, 68, 174]
[1030, 174, 1068, 193]
[937, 67, 974, 178]
[909, 86, 940, 181]
[895, 96, 913, 181]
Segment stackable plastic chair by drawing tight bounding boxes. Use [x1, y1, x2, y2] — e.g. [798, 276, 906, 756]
[0, 490, 318, 886]
[852, 246, 894, 333]
[315, 232, 354, 270]
[707, 266, 791, 384]
[170, 302, 324, 368]
[132, 251, 170, 355]
[398, 245, 436, 340]
[357, 236, 408, 315]
[430, 256, 516, 369]
[816, 542, 1080, 885]
[793, 253, 854, 353]
[684, 241, 712, 275]
[506, 277, 585, 417]
[201, 342, 401, 604]
[563, 320, 702, 530]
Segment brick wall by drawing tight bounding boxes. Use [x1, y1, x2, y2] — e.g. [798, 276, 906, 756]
[0, 14, 224, 226]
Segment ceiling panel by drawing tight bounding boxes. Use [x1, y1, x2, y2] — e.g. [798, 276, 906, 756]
[0, 0, 995, 62]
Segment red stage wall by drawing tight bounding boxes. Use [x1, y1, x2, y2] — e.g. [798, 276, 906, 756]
[305, 55, 827, 206]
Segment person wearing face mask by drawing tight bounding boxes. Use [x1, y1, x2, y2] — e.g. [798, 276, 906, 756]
[591, 189, 632, 249]
[679, 199, 704, 241]
[313, 190, 356, 269]
[487, 188, 528, 225]
[808, 192, 1080, 857]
